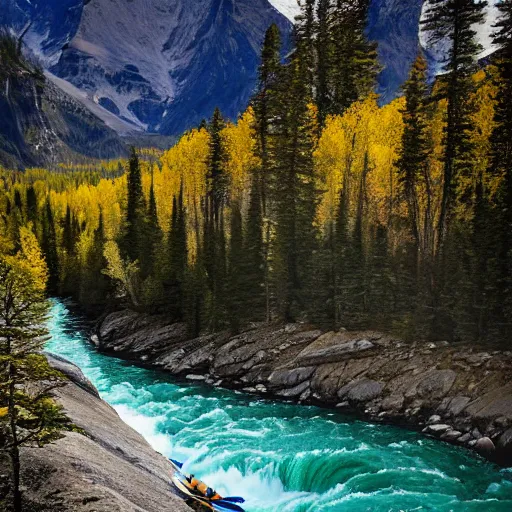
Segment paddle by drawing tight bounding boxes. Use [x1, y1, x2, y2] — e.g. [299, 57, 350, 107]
[170, 459, 184, 469]
[220, 497, 245, 504]
[211, 500, 245, 512]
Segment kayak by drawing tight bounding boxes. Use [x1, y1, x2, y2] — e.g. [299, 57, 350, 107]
[169, 459, 245, 512]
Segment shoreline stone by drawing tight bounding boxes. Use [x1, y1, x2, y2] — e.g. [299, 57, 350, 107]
[92, 309, 512, 466]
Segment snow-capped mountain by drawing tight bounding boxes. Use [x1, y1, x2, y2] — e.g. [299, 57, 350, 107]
[1, 0, 291, 136]
[268, 0, 499, 102]
[0, 0, 501, 137]
[268, 0, 301, 22]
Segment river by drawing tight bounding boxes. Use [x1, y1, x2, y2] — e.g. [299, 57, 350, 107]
[45, 300, 512, 511]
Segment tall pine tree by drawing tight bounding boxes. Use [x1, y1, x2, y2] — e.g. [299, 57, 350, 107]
[41, 199, 59, 294]
[272, 31, 320, 321]
[124, 147, 146, 263]
[490, 0, 512, 333]
[422, 0, 488, 248]
[168, 185, 188, 321]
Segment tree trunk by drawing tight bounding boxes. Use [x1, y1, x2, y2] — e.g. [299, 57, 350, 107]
[8, 360, 22, 512]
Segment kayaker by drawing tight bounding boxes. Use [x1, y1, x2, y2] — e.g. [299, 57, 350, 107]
[206, 487, 222, 500]
[186, 474, 200, 489]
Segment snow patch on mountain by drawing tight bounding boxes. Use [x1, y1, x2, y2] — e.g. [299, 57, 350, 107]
[268, 0, 301, 22]
[420, 0, 500, 72]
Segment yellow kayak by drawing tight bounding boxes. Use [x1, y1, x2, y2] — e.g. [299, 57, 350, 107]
[169, 459, 245, 512]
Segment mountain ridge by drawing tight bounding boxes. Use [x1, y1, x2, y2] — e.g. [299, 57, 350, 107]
[0, 0, 501, 139]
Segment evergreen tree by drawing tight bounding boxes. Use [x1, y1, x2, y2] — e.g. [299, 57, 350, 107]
[241, 177, 266, 321]
[41, 199, 59, 294]
[80, 210, 111, 310]
[168, 186, 188, 320]
[331, 0, 378, 114]
[397, 54, 429, 252]
[490, 0, 512, 330]
[12, 190, 22, 218]
[272, 43, 320, 321]
[335, 180, 352, 327]
[227, 200, 244, 333]
[395, 54, 431, 329]
[252, 24, 283, 322]
[141, 171, 162, 280]
[350, 154, 369, 325]
[62, 206, 74, 256]
[422, 0, 488, 248]
[368, 223, 393, 327]
[124, 147, 146, 263]
[207, 108, 227, 223]
[204, 108, 228, 329]
[60, 205, 79, 297]
[316, 0, 334, 125]
[25, 186, 37, 226]
[295, 0, 316, 91]
[0, 228, 68, 512]
[252, 24, 282, 215]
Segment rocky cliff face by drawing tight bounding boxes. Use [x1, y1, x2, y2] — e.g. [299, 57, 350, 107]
[4, 353, 192, 511]
[0, 64, 128, 169]
[2, 0, 291, 136]
[94, 310, 512, 466]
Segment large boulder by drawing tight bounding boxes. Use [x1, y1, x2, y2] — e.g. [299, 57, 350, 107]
[338, 379, 384, 403]
[19, 357, 192, 512]
[269, 367, 316, 389]
[45, 352, 99, 398]
[406, 370, 456, 400]
[296, 335, 375, 366]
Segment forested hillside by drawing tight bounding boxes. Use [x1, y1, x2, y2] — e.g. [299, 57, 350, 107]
[1, 0, 511, 344]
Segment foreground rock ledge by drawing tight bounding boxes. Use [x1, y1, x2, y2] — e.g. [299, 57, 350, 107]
[7, 353, 191, 512]
[95, 310, 512, 466]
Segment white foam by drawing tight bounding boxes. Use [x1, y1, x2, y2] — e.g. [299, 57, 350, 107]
[114, 403, 173, 456]
[200, 465, 312, 511]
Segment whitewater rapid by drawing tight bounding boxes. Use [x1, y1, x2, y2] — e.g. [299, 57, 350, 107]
[45, 300, 512, 511]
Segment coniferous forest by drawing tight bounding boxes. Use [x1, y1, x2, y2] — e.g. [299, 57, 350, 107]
[1, 0, 512, 344]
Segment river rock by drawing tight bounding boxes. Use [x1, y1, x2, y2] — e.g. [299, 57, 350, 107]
[423, 424, 452, 435]
[276, 380, 311, 398]
[296, 335, 375, 366]
[446, 396, 471, 417]
[413, 370, 457, 400]
[471, 427, 482, 439]
[441, 430, 462, 442]
[475, 437, 496, 457]
[427, 415, 442, 425]
[268, 367, 315, 388]
[381, 394, 404, 413]
[457, 433, 472, 444]
[45, 352, 99, 398]
[186, 374, 206, 381]
[338, 379, 384, 403]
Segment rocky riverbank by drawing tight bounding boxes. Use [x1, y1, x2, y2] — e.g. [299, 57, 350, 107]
[93, 310, 512, 466]
[5, 353, 191, 512]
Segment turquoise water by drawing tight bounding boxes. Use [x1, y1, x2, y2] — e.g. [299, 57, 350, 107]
[45, 300, 512, 511]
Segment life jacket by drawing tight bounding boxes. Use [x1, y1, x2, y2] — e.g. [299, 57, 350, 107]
[196, 482, 208, 495]
[189, 477, 200, 489]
